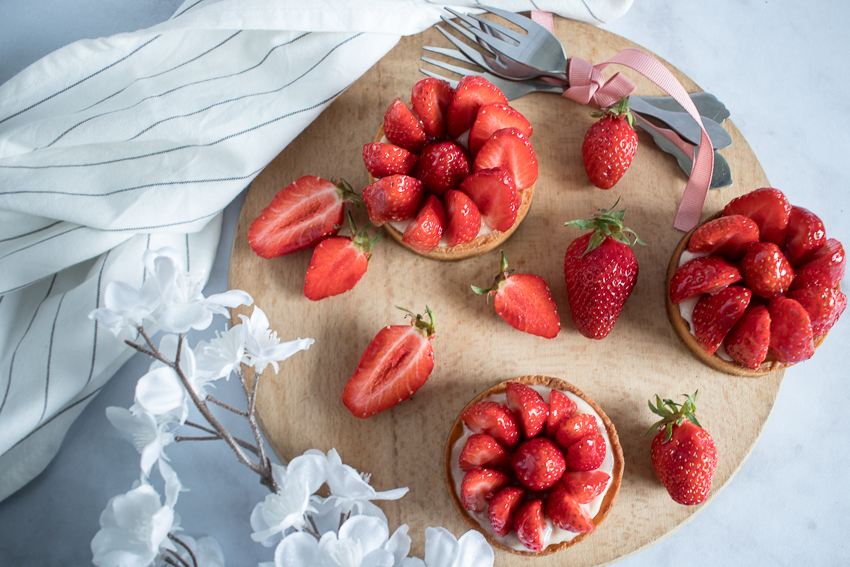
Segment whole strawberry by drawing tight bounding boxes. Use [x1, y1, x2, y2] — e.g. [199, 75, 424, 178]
[564, 201, 645, 339]
[581, 97, 638, 189]
[646, 392, 717, 506]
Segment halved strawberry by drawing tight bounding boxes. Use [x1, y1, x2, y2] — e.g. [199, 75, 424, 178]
[459, 433, 510, 472]
[514, 499, 546, 551]
[722, 187, 792, 245]
[784, 206, 827, 267]
[411, 77, 454, 139]
[461, 401, 520, 448]
[555, 413, 598, 450]
[362, 174, 424, 226]
[546, 390, 577, 438]
[488, 486, 525, 537]
[362, 142, 418, 179]
[248, 176, 354, 258]
[510, 437, 566, 491]
[687, 214, 760, 260]
[444, 189, 482, 247]
[402, 195, 446, 254]
[691, 286, 752, 354]
[767, 296, 814, 364]
[561, 470, 610, 504]
[789, 238, 845, 291]
[505, 381, 550, 438]
[468, 103, 533, 157]
[740, 242, 795, 298]
[446, 75, 508, 139]
[788, 285, 847, 338]
[473, 128, 538, 191]
[565, 434, 606, 471]
[669, 255, 742, 304]
[383, 98, 428, 153]
[342, 307, 436, 418]
[460, 467, 510, 512]
[413, 141, 470, 195]
[724, 305, 771, 369]
[459, 167, 518, 232]
[546, 481, 594, 533]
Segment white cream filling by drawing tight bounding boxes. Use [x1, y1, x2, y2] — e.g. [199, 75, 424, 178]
[676, 250, 733, 361]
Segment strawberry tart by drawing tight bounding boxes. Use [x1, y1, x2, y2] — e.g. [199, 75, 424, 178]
[445, 376, 624, 555]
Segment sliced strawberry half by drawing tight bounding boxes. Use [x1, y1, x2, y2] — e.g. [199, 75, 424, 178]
[722, 187, 792, 245]
[362, 142, 418, 179]
[565, 434, 606, 471]
[510, 437, 566, 491]
[740, 242, 795, 298]
[561, 470, 611, 504]
[687, 214, 760, 260]
[691, 286, 752, 355]
[459, 433, 510, 472]
[468, 103, 533, 157]
[784, 206, 827, 267]
[669, 255, 742, 304]
[446, 75, 508, 139]
[505, 381, 551, 438]
[459, 167, 518, 232]
[413, 141, 470, 196]
[555, 413, 599, 450]
[724, 305, 771, 369]
[383, 98, 429, 153]
[789, 238, 846, 291]
[767, 296, 815, 364]
[546, 389, 577, 438]
[788, 285, 847, 338]
[411, 77, 454, 139]
[488, 486, 525, 538]
[444, 189, 482, 247]
[402, 194, 446, 254]
[514, 499, 546, 552]
[473, 127, 538, 190]
[460, 466, 510, 513]
[546, 481, 595, 533]
[362, 174, 424, 226]
[461, 401, 520, 448]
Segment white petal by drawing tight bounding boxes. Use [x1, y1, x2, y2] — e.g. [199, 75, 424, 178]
[399, 559, 426, 567]
[159, 302, 213, 333]
[362, 549, 396, 567]
[423, 527, 459, 567]
[103, 281, 141, 313]
[453, 530, 494, 567]
[139, 440, 161, 476]
[159, 460, 182, 508]
[319, 533, 362, 567]
[371, 487, 409, 501]
[260, 338, 315, 372]
[275, 532, 321, 567]
[286, 453, 329, 496]
[135, 367, 185, 416]
[195, 537, 225, 567]
[385, 525, 412, 566]
[148, 506, 175, 552]
[91, 527, 154, 567]
[105, 406, 141, 435]
[205, 289, 253, 309]
[339, 515, 389, 556]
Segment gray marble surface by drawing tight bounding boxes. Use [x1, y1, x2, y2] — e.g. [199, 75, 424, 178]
[1, 1, 848, 565]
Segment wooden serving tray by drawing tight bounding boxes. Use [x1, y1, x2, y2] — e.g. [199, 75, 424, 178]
[228, 17, 777, 566]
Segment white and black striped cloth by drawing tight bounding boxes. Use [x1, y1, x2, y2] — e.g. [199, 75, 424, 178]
[0, 0, 633, 501]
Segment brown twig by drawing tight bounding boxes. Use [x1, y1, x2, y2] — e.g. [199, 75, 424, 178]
[206, 395, 248, 417]
[168, 534, 197, 567]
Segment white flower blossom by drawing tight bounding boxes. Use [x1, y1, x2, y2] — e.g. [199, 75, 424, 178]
[106, 404, 175, 476]
[398, 528, 494, 567]
[319, 449, 408, 522]
[89, 279, 160, 336]
[195, 324, 246, 380]
[239, 307, 314, 374]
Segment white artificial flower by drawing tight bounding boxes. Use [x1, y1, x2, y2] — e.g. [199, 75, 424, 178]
[239, 307, 314, 374]
[321, 449, 408, 521]
[157, 535, 225, 567]
[398, 528, 494, 567]
[136, 335, 211, 423]
[106, 405, 175, 476]
[89, 279, 160, 336]
[195, 324, 246, 380]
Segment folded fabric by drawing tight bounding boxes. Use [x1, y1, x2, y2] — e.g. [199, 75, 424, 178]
[0, 0, 633, 501]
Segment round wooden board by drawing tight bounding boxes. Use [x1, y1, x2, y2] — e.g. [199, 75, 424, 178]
[229, 17, 778, 566]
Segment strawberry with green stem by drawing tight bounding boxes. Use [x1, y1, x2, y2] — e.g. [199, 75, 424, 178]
[581, 97, 638, 189]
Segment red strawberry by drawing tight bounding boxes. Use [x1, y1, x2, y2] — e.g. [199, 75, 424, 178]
[722, 187, 792, 245]
[505, 381, 550, 438]
[564, 203, 644, 339]
[383, 98, 428, 153]
[546, 481, 595, 532]
[788, 285, 847, 338]
[687, 214, 760, 260]
[767, 296, 815, 363]
[471, 251, 560, 339]
[444, 189, 482, 247]
[468, 103, 533, 157]
[784, 206, 827, 267]
[555, 413, 599, 449]
[248, 176, 354, 258]
[459, 433, 510, 472]
[646, 392, 717, 506]
[461, 401, 520, 448]
[460, 466, 510, 512]
[740, 242, 795, 298]
[565, 434, 606, 471]
[581, 97, 638, 189]
[362, 142, 418, 179]
[473, 128, 538, 191]
[362, 174, 424, 226]
[789, 238, 846, 291]
[691, 286, 752, 355]
[411, 77, 454, 139]
[561, 470, 610, 504]
[459, 167, 518, 232]
[342, 307, 436, 418]
[402, 194, 446, 254]
[488, 486, 525, 538]
[669, 255, 742, 304]
[413, 141, 470, 195]
[514, 499, 546, 552]
[724, 305, 771, 369]
[546, 390, 577, 438]
[304, 214, 380, 301]
[446, 75, 508, 139]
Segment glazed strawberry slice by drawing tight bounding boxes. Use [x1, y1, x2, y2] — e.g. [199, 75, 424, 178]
[788, 285, 847, 338]
[342, 307, 436, 418]
[488, 486, 525, 538]
[555, 413, 598, 450]
[461, 401, 520, 448]
[691, 286, 752, 355]
[740, 242, 795, 298]
[789, 238, 846, 291]
[459, 433, 510, 472]
[546, 481, 594, 533]
[767, 296, 815, 364]
[362, 142, 418, 179]
[561, 470, 610, 504]
[722, 187, 792, 245]
[546, 390, 577, 438]
[468, 103, 533, 157]
[459, 167, 518, 232]
[402, 195, 446, 254]
[511, 437, 566, 491]
[669, 255, 742, 304]
[687, 214, 760, 260]
[411, 77, 454, 139]
[514, 499, 546, 551]
[473, 128, 539, 191]
[248, 176, 354, 258]
[505, 381, 550, 438]
[383, 98, 429, 153]
[444, 189, 482, 247]
[362, 174, 424, 226]
[565, 434, 606, 471]
[413, 141, 470, 195]
[446, 75, 508, 139]
[784, 206, 827, 267]
[724, 305, 771, 369]
[460, 466, 510, 513]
